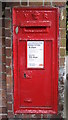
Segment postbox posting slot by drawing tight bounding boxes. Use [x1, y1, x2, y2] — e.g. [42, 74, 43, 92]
[20, 21, 51, 33]
[22, 26, 49, 33]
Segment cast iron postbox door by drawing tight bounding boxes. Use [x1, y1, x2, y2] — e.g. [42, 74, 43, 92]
[13, 7, 59, 114]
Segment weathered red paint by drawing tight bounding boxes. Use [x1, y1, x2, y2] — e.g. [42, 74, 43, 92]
[13, 7, 59, 114]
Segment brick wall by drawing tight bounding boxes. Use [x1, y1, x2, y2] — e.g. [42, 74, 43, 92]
[0, 1, 66, 119]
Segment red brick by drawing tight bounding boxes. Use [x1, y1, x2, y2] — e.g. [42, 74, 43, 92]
[0, 80, 2, 89]
[0, 47, 2, 55]
[58, 104, 64, 111]
[5, 19, 11, 28]
[1, 115, 7, 119]
[0, 54, 2, 61]
[60, 48, 66, 56]
[2, 90, 6, 99]
[60, 39, 66, 47]
[1, 107, 7, 114]
[6, 58, 12, 66]
[5, 8, 11, 18]
[5, 39, 11, 47]
[23, 114, 29, 118]
[6, 49, 12, 57]
[2, 47, 5, 54]
[7, 94, 12, 102]
[6, 67, 11, 75]
[20, 2, 27, 5]
[29, 2, 43, 6]
[0, 107, 2, 113]
[2, 93, 7, 107]
[2, 64, 6, 72]
[1, 80, 6, 89]
[7, 103, 12, 111]
[0, 37, 2, 47]
[6, 76, 13, 93]
[60, 16, 66, 29]
[2, 85, 6, 91]
[6, 75, 12, 83]
[5, 29, 11, 37]
[8, 112, 14, 118]
[30, 114, 41, 118]
[43, 114, 48, 118]
[6, 2, 20, 7]
[44, 2, 51, 6]
[34, 114, 41, 118]
[2, 73, 6, 80]
[2, 55, 6, 63]
[15, 114, 23, 118]
[60, 29, 66, 38]
[2, 18, 5, 28]
[52, 2, 66, 7]
[6, 85, 13, 93]
[2, 37, 5, 46]
[60, 58, 65, 67]
[0, 65, 2, 73]
[2, 27, 5, 36]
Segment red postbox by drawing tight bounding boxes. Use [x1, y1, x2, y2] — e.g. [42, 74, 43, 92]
[13, 7, 59, 114]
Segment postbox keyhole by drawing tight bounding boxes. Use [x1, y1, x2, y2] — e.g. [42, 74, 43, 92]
[24, 73, 26, 78]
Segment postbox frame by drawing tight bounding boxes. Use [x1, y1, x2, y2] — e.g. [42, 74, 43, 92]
[13, 7, 59, 114]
